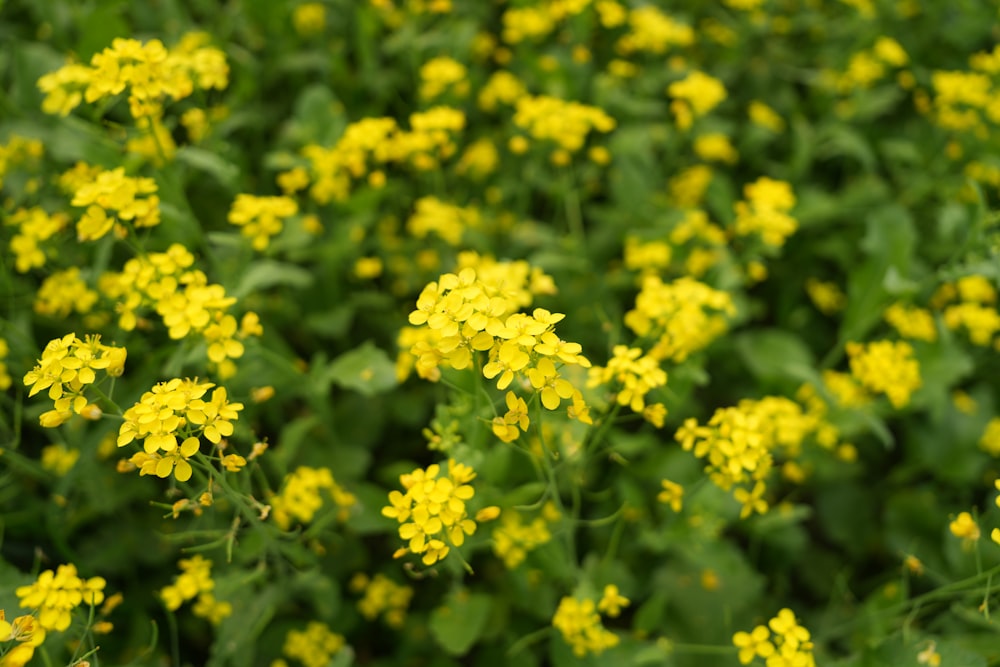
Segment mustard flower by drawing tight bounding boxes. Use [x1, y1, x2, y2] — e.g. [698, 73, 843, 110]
[552, 596, 619, 657]
[228, 193, 299, 251]
[353, 573, 413, 628]
[846, 340, 921, 408]
[16, 563, 106, 631]
[382, 460, 481, 566]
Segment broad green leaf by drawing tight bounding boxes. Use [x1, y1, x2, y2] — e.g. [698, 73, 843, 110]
[325, 341, 397, 397]
[234, 260, 315, 297]
[176, 146, 241, 191]
[733, 328, 818, 386]
[429, 592, 492, 657]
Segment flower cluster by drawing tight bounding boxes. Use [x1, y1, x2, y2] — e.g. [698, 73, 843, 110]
[38, 33, 228, 119]
[883, 302, 937, 342]
[732, 177, 798, 248]
[668, 70, 727, 130]
[0, 339, 10, 391]
[805, 278, 846, 316]
[228, 193, 299, 251]
[350, 573, 414, 628]
[511, 94, 615, 164]
[34, 267, 99, 319]
[5, 206, 69, 273]
[616, 6, 693, 55]
[551, 585, 630, 657]
[676, 396, 825, 518]
[491, 502, 558, 568]
[279, 622, 345, 667]
[406, 196, 480, 246]
[587, 345, 667, 414]
[160, 556, 231, 625]
[71, 166, 160, 241]
[404, 261, 592, 429]
[294, 109, 466, 204]
[733, 608, 815, 666]
[846, 340, 921, 408]
[382, 460, 495, 566]
[825, 36, 909, 94]
[99, 243, 261, 372]
[270, 466, 357, 530]
[419, 56, 468, 100]
[623, 275, 736, 363]
[934, 275, 1000, 346]
[16, 563, 106, 632]
[23, 333, 127, 427]
[0, 134, 43, 191]
[118, 378, 244, 482]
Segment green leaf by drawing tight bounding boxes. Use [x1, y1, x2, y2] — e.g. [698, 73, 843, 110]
[176, 146, 241, 191]
[429, 592, 492, 657]
[233, 260, 315, 297]
[325, 341, 397, 397]
[733, 328, 819, 386]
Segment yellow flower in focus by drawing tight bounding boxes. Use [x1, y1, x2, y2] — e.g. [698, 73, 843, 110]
[846, 340, 921, 408]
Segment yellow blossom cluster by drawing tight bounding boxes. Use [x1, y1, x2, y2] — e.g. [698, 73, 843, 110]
[38, 33, 228, 119]
[927, 58, 1000, 137]
[846, 340, 921, 408]
[821, 369, 871, 408]
[99, 243, 260, 372]
[551, 584, 629, 657]
[382, 460, 495, 566]
[406, 196, 480, 246]
[668, 165, 714, 208]
[733, 608, 815, 666]
[16, 563, 106, 632]
[350, 573, 413, 628]
[227, 193, 299, 251]
[623, 237, 672, 274]
[23, 333, 127, 427]
[883, 302, 937, 342]
[979, 417, 1000, 456]
[0, 339, 10, 391]
[748, 100, 786, 133]
[828, 36, 908, 93]
[587, 345, 667, 413]
[71, 166, 160, 241]
[294, 109, 465, 203]
[419, 56, 469, 100]
[668, 70, 727, 130]
[933, 275, 1000, 346]
[477, 71, 527, 112]
[270, 466, 357, 529]
[404, 260, 591, 430]
[292, 3, 327, 37]
[281, 622, 345, 667]
[160, 555, 231, 625]
[805, 278, 846, 315]
[0, 134, 43, 190]
[657, 479, 684, 512]
[512, 95, 615, 164]
[733, 177, 798, 247]
[40, 443, 80, 476]
[34, 268, 99, 319]
[616, 6, 694, 55]
[694, 132, 738, 164]
[6, 206, 69, 272]
[623, 275, 736, 362]
[491, 502, 559, 568]
[676, 396, 824, 518]
[117, 378, 244, 482]
[665, 209, 728, 277]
